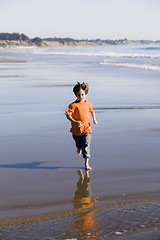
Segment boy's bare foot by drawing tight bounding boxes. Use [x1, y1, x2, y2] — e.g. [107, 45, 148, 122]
[77, 149, 82, 155]
[85, 157, 92, 170]
[85, 165, 92, 171]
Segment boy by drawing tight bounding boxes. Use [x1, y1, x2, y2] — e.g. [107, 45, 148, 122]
[65, 82, 98, 170]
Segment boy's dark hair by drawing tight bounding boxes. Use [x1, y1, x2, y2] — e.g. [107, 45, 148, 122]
[73, 82, 89, 96]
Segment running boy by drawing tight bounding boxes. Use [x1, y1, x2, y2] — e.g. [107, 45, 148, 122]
[65, 82, 98, 170]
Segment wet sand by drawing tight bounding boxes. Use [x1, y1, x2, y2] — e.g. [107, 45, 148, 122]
[0, 199, 160, 239]
[1, 108, 160, 239]
[0, 59, 26, 63]
[119, 229, 160, 240]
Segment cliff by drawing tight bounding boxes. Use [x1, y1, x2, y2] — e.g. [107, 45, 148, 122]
[0, 33, 159, 48]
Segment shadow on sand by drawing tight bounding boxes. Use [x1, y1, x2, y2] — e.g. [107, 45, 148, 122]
[0, 161, 82, 170]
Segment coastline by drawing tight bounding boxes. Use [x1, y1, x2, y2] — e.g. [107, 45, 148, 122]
[0, 40, 159, 48]
[0, 36, 160, 48]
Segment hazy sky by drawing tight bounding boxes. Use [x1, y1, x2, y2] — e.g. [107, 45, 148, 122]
[0, 0, 160, 40]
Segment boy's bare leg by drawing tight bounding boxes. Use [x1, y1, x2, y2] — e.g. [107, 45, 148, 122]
[85, 157, 92, 170]
[77, 149, 82, 155]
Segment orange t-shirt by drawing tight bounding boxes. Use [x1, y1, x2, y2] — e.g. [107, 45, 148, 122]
[65, 100, 94, 136]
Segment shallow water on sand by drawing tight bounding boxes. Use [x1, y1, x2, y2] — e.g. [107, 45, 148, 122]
[0, 46, 160, 238]
[1, 201, 160, 239]
[1, 109, 160, 219]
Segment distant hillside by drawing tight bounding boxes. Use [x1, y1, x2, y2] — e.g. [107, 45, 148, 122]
[0, 32, 160, 48]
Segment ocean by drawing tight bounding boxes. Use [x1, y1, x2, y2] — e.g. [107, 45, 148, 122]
[1, 45, 160, 110]
[0, 45, 160, 239]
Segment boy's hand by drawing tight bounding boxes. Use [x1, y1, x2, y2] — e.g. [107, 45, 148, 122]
[93, 120, 98, 125]
[75, 121, 81, 127]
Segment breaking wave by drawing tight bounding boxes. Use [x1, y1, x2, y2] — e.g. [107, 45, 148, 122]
[100, 61, 160, 71]
[94, 106, 160, 111]
[33, 51, 160, 59]
[33, 48, 160, 72]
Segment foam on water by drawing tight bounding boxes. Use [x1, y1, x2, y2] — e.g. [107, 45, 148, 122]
[100, 60, 160, 71]
[32, 45, 160, 72]
[94, 105, 160, 110]
[33, 50, 160, 59]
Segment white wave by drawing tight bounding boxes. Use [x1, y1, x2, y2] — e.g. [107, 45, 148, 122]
[94, 106, 160, 110]
[33, 51, 160, 59]
[100, 61, 160, 71]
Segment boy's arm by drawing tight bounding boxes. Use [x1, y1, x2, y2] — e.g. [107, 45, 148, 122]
[91, 111, 98, 125]
[66, 115, 81, 127]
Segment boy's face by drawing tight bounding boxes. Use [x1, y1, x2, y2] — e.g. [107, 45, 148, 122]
[76, 89, 86, 102]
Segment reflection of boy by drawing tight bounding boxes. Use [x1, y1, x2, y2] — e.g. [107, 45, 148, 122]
[65, 82, 98, 170]
[73, 170, 98, 209]
[71, 170, 99, 239]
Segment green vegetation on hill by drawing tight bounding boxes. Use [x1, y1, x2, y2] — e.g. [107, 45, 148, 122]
[0, 33, 29, 41]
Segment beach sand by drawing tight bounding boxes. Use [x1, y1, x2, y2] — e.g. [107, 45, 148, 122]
[0, 199, 160, 239]
[0, 59, 26, 63]
[118, 229, 160, 240]
[1, 108, 160, 239]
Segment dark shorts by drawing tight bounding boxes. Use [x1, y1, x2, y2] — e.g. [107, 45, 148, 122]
[72, 132, 91, 159]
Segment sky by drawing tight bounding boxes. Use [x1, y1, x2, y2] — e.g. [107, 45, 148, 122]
[0, 0, 160, 40]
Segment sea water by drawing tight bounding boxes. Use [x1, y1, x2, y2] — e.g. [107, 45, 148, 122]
[0, 45, 160, 219]
[1, 45, 160, 110]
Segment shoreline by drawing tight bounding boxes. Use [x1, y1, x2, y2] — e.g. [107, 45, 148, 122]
[0, 39, 160, 48]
